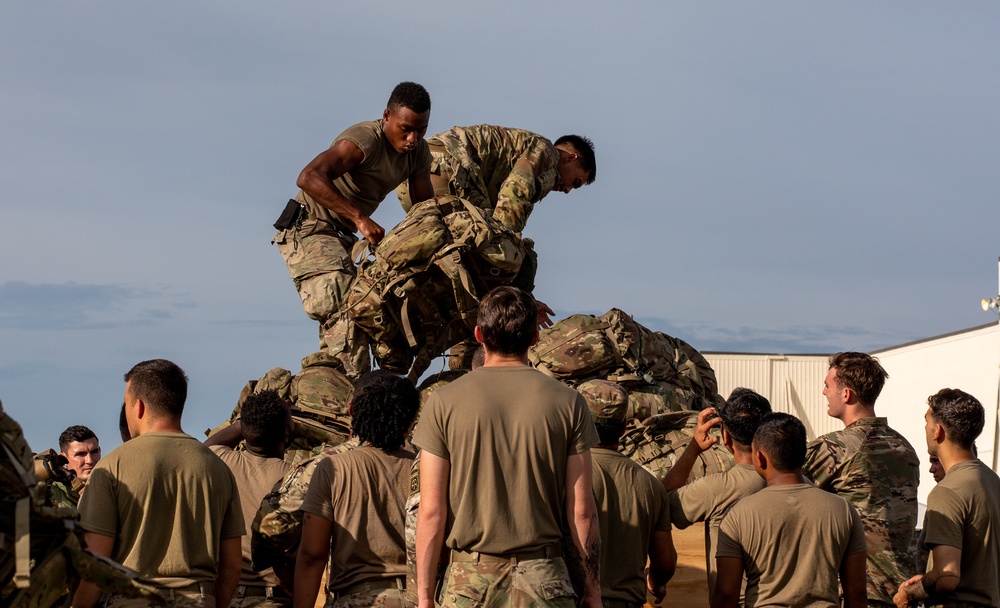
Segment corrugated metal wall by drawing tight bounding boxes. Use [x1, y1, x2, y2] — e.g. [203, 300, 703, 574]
[704, 353, 838, 438]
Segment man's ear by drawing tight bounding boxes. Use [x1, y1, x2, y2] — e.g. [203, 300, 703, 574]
[754, 448, 768, 471]
[933, 422, 946, 444]
[473, 326, 485, 344]
[529, 329, 539, 347]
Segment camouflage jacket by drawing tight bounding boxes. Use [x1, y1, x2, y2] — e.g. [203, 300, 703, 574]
[803, 417, 920, 604]
[426, 125, 560, 233]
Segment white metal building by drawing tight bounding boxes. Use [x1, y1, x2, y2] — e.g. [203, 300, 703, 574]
[703, 321, 1000, 508]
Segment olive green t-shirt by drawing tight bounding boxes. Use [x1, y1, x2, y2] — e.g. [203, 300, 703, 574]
[592, 447, 671, 606]
[923, 459, 1000, 607]
[299, 445, 414, 591]
[669, 462, 764, 601]
[78, 432, 245, 588]
[296, 119, 432, 232]
[412, 366, 599, 554]
[209, 445, 292, 587]
[717, 483, 866, 607]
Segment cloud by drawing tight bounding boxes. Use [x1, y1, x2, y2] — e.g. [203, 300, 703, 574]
[0, 281, 189, 330]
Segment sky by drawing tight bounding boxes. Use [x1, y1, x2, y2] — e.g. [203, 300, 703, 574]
[2, 2, 998, 452]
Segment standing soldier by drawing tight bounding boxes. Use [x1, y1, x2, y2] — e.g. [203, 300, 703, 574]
[206, 391, 294, 607]
[894, 389, 1000, 608]
[293, 370, 420, 608]
[413, 286, 602, 608]
[580, 379, 675, 606]
[662, 388, 771, 603]
[803, 352, 920, 607]
[273, 82, 435, 371]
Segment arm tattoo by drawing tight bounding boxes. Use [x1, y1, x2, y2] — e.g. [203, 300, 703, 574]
[584, 538, 600, 587]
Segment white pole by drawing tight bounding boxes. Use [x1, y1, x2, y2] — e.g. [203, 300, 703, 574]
[993, 256, 1000, 471]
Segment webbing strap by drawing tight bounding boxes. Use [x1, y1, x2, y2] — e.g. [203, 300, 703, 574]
[352, 239, 371, 264]
[14, 496, 30, 588]
[400, 297, 419, 349]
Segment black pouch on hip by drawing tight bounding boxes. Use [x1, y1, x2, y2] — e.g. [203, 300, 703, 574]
[273, 199, 304, 230]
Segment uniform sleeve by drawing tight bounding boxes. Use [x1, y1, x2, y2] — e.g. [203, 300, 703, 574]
[335, 121, 382, 166]
[220, 469, 246, 539]
[411, 392, 450, 460]
[715, 510, 745, 559]
[492, 139, 559, 233]
[668, 474, 720, 529]
[77, 465, 119, 537]
[802, 435, 843, 491]
[922, 485, 965, 550]
[568, 393, 599, 455]
[652, 482, 673, 533]
[300, 457, 335, 522]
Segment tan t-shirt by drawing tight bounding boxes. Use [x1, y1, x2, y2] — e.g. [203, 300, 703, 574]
[669, 463, 764, 601]
[717, 483, 866, 607]
[591, 447, 671, 606]
[296, 119, 432, 232]
[411, 366, 599, 554]
[209, 445, 292, 587]
[299, 445, 415, 591]
[78, 432, 245, 587]
[923, 459, 1000, 607]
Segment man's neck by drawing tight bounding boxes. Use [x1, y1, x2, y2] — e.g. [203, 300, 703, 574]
[938, 444, 977, 472]
[138, 417, 184, 435]
[733, 448, 753, 466]
[482, 351, 530, 367]
[840, 405, 876, 427]
[764, 470, 806, 487]
[245, 444, 284, 459]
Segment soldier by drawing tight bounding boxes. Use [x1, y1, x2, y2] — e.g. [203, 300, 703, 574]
[915, 454, 946, 574]
[894, 389, 1000, 608]
[662, 387, 771, 603]
[272, 82, 435, 365]
[74, 359, 245, 608]
[580, 379, 675, 607]
[714, 413, 868, 608]
[413, 286, 602, 608]
[206, 390, 294, 607]
[58, 425, 101, 484]
[396, 125, 597, 234]
[294, 370, 420, 608]
[803, 351, 920, 607]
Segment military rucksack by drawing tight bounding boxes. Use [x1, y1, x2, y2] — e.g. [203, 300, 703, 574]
[207, 352, 354, 465]
[344, 195, 530, 380]
[619, 411, 734, 481]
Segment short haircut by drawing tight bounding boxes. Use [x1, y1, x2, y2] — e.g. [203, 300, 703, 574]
[753, 413, 807, 473]
[470, 345, 486, 370]
[928, 388, 984, 450]
[555, 134, 597, 184]
[387, 82, 431, 114]
[595, 419, 626, 447]
[717, 387, 772, 446]
[829, 351, 888, 406]
[123, 359, 188, 419]
[118, 403, 131, 443]
[350, 370, 420, 452]
[477, 286, 537, 357]
[59, 425, 97, 453]
[240, 390, 290, 450]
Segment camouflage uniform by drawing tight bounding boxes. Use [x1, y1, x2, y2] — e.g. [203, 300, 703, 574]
[396, 125, 561, 234]
[803, 417, 920, 606]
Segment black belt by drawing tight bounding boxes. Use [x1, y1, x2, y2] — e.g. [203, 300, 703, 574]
[450, 544, 561, 565]
[236, 584, 289, 599]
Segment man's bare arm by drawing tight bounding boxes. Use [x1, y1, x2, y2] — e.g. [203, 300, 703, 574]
[408, 171, 435, 206]
[297, 140, 385, 244]
[204, 421, 243, 448]
[895, 544, 962, 606]
[662, 408, 720, 492]
[215, 536, 242, 608]
[646, 529, 676, 601]
[566, 450, 602, 608]
[294, 513, 334, 608]
[711, 556, 744, 608]
[72, 532, 115, 608]
[840, 551, 867, 608]
[415, 451, 450, 608]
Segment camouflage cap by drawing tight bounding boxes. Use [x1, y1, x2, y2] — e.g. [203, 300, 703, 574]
[578, 380, 628, 424]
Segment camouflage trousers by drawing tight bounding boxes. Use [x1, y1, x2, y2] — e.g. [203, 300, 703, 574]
[437, 558, 576, 608]
[103, 586, 214, 608]
[325, 587, 409, 608]
[227, 584, 291, 608]
[274, 218, 370, 376]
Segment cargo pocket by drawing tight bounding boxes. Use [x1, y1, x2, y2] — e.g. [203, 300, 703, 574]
[441, 564, 487, 608]
[538, 579, 576, 601]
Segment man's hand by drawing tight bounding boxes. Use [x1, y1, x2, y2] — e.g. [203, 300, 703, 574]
[646, 570, 667, 602]
[536, 300, 555, 329]
[356, 216, 385, 245]
[894, 575, 923, 608]
[691, 407, 722, 452]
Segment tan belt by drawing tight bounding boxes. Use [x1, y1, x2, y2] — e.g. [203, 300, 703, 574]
[331, 577, 404, 600]
[450, 544, 561, 565]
